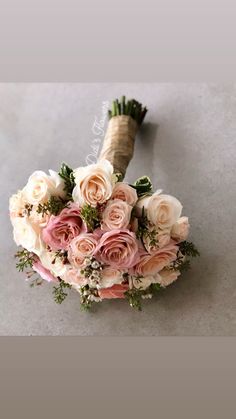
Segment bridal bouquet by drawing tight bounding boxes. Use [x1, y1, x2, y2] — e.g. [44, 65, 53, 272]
[10, 97, 199, 310]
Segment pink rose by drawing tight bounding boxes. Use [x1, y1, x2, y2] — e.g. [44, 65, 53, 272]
[101, 199, 132, 230]
[157, 269, 181, 287]
[42, 203, 84, 250]
[68, 232, 99, 268]
[133, 244, 178, 276]
[98, 283, 129, 299]
[62, 268, 88, 286]
[171, 216, 190, 242]
[112, 182, 138, 206]
[95, 229, 140, 269]
[33, 259, 58, 283]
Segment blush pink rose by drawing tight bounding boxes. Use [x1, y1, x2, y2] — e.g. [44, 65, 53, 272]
[111, 182, 138, 206]
[95, 229, 140, 269]
[62, 268, 88, 286]
[33, 259, 58, 283]
[133, 244, 178, 276]
[42, 203, 84, 250]
[171, 216, 190, 242]
[98, 283, 129, 299]
[143, 228, 171, 254]
[101, 199, 132, 230]
[68, 232, 99, 268]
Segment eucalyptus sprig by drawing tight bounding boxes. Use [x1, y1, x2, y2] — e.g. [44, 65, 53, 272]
[15, 248, 35, 272]
[108, 96, 148, 125]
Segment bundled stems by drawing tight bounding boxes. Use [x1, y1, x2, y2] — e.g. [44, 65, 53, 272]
[99, 96, 148, 179]
[108, 96, 147, 125]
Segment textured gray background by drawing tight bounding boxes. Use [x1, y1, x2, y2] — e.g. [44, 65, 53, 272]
[0, 83, 235, 335]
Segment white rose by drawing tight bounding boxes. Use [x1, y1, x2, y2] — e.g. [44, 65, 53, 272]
[9, 190, 26, 220]
[131, 274, 161, 290]
[39, 250, 67, 278]
[136, 192, 182, 229]
[12, 217, 43, 255]
[72, 160, 114, 207]
[99, 267, 124, 288]
[171, 216, 190, 241]
[23, 170, 65, 205]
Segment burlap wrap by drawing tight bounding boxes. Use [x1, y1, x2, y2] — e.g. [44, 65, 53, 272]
[99, 115, 138, 178]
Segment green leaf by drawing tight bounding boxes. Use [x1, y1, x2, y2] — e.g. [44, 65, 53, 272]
[131, 176, 153, 197]
[149, 283, 162, 293]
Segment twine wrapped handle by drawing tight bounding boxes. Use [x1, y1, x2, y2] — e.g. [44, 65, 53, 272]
[98, 97, 147, 179]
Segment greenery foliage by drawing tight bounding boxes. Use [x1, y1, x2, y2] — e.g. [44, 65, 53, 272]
[15, 248, 35, 272]
[53, 280, 72, 304]
[136, 207, 158, 248]
[58, 163, 75, 198]
[37, 196, 68, 216]
[179, 241, 200, 257]
[80, 204, 100, 231]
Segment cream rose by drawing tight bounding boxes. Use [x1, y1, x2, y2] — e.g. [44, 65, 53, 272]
[39, 250, 67, 278]
[23, 170, 65, 205]
[72, 160, 114, 207]
[12, 217, 43, 256]
[136, 192, 182, 229]
[157, 269, 181, 287]
[101, 199, 132, 230]
[171, 216, 190, 242]
[9, 190, 26, 220]
[131, 274, 162, 290]
[99, 266, 124, 288]
[111, 182, 138, 206]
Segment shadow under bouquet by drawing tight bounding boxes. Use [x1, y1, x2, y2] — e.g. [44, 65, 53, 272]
[10, 97, 199, 310]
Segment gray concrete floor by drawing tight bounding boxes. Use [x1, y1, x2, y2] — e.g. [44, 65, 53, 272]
[0, 83, 236, 335]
